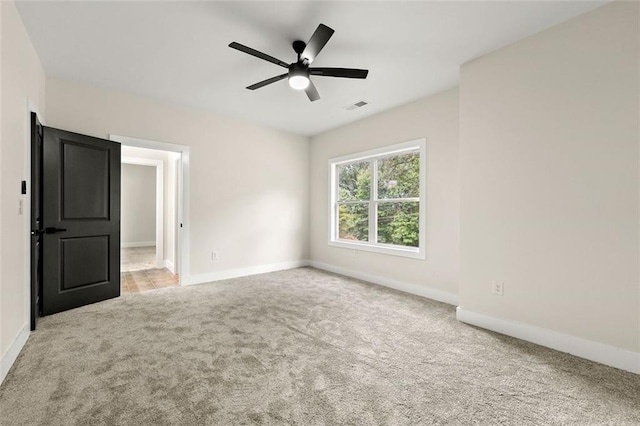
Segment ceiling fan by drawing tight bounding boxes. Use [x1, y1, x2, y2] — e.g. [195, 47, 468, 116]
[229, 24, 369, 102]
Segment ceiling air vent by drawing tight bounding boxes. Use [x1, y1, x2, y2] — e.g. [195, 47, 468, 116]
[344, 100, 369, 111]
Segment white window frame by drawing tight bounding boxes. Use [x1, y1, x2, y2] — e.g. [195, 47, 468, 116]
[328, 138, 426, 259]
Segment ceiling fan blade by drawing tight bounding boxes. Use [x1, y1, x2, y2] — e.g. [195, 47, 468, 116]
[301, 24, 334, 63]
[229, 42, 289, 68]
[305, 80, 320, 102]
[309, 68, 369, 79]
[246, 73, 288, 90]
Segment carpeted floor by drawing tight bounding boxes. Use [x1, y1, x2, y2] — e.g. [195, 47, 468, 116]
[1, 267, 639, 425]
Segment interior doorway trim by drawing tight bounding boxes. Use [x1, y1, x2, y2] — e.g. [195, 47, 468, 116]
[109, 134, 190, 285]
[121, 156, 164, 269]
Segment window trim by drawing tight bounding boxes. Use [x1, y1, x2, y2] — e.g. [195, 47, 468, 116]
[328, 138, 426, 259]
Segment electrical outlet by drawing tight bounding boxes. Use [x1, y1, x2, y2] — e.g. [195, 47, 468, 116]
[211, 251, 219, 261]
[492, 281, 504, 296]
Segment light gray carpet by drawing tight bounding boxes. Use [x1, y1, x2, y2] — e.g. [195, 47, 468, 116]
[1, 267, 638, 425]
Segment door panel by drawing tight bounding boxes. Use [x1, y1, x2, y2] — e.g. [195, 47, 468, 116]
[42, 127, 121, 315]
[60, 236, 110, 290]
[62, 141, 110, 219]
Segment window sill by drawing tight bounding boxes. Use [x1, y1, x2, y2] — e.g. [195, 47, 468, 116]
[328, 239, 425, 260]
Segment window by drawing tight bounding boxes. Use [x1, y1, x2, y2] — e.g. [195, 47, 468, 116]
[328, 139, 426, 259]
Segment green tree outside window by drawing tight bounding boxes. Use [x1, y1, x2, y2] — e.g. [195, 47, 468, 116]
[336, 151, 420, 248]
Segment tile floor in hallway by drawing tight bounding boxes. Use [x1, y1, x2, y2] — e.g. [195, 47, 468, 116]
[121, 246, 157, 272]
[121, 268, 179, 294]
[121, 246, 179, 294]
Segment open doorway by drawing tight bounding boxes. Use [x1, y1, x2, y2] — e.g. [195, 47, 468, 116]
[120, 146, 181, 293]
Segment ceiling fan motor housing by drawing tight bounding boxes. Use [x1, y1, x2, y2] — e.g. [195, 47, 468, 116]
[289, 61, 309, 75]
[290, 40, 310, 89]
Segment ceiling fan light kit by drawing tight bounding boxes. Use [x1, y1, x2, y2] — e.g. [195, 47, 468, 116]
[229, 23, 369, 102]
[288, 65, 310, 90]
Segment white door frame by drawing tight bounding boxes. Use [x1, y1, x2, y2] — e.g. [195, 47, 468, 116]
[109, 134, 190, 285]
[121, 157, 164, 268]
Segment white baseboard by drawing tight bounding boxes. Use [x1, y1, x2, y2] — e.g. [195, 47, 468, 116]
[121, 241, 155, 248]
[164, 259, 175, 274]
[308, 260, 459, 306]
[1, 324, 30, 385]
[183, 260, 310, 286]
[456, 307, 640, 375]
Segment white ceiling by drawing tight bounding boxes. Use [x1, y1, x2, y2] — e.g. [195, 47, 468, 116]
[16, 1, 607, 137]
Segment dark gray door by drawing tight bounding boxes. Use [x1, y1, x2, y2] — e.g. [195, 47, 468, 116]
[41, 127, 121, 315]
[30, 113, 43, 329]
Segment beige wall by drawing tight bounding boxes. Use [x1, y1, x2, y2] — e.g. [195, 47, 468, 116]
[45, 77, 309, 279]
[0, 1, 46, 356]
[309, 88, 460, 299]
[121, 164, 156, 245]
[459, 1, 639, 352]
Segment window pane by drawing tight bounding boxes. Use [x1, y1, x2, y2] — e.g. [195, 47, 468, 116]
[338, 203, 369, 242]
[377, 202, 419, 247]
[338, 161, 370, 201]
[377, 152, 419, 199]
